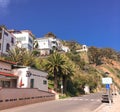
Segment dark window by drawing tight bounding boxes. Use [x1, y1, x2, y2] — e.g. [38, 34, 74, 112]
[43, 80, 47, 85]
[4, 31, 8, 36]
[6, 43, 10, 51]
[29, 37, 33, 44]
[0, 43, 1, 50]
[0, 32, 2, 39]
[2, 81, 10, 88]
[11, 37, 14, 44]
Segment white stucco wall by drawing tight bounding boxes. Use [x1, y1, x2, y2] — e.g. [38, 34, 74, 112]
[12, 67, 48, 91]
[12, 31, 34, 50]
[0, 28, 16, 55]
[37, 38, 52, 50]
[35, 37, 63, 52]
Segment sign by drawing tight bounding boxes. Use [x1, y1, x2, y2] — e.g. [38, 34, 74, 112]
[106, 84, 110, 90]
[102, 77, 112, 84]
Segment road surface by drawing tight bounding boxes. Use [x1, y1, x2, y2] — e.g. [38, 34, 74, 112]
[1, 93, 102, 112]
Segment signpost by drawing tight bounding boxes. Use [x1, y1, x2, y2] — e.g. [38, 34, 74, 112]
[102, 77, 113, 104]
[102, 77, 112, 84]
[106, 84, 110, 90]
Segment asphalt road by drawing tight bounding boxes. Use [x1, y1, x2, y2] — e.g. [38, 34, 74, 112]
[1, 93, 102, 112]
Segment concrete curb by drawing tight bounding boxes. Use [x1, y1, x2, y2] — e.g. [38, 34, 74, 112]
[93, 104, 105, 112]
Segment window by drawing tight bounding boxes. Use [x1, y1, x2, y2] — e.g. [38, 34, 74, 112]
[43, 80, 47, 85]
[52, 41, 56, 44]
[17, 37, 26, 41]
[6, 43, 10, 51]
[3, 81, 10, 88]
[0, 43, 1, 50]
[11, 37, 14, 44]
[4, 31, 8, 36]
[29, 37, 33, 44]
[0, 32, 2, 39]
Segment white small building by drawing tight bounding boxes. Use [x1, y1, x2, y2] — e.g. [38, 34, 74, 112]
[76, 45, 88, 52]
[0, 26, 16, 56]
[0, 60, 48, 91]
[9, 30, 35, 51]
[12, 67, 48, 91]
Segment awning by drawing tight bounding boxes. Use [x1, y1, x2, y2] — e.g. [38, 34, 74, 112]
[0, 71, 16, 77]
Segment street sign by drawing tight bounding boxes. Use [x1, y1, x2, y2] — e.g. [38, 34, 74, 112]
[102, 77, 112, 84]
[106, 84, 110, 90]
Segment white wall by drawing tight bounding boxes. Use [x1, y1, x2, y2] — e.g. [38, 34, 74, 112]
[12, 67, 48, 91]
[12, 68, 28, 88]
[36, 37, 63, 52]
[37, 38, 52, 50]
[12, 31, 33, 50]
[0, 28, 16, 55]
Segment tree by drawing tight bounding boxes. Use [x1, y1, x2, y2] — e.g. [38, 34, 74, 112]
[101, 48, 117, 60]
[61, 64, 74, 93]
[45, 52, 66, 91]
[88, 46, 102, 65]
[6, 47, 35, 66]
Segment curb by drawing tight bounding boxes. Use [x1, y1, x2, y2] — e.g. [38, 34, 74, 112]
[93, 104, 105, 112]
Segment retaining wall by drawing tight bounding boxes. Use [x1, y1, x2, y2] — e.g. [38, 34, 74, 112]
[0, 88, 55, 110]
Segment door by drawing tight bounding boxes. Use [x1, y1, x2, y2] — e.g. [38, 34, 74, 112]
[30, 79, 34, 88]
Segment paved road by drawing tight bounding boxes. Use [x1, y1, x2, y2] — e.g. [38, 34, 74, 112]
[1, 93, 102, 112]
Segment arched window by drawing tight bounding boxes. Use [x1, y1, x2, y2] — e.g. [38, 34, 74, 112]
[6, 43, 10, 51]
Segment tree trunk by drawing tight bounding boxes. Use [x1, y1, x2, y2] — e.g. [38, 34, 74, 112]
[54, 68, 58, 92]
[63, 75, 67, 93]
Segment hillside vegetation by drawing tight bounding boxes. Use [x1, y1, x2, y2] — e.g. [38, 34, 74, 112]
[1, 40, 120, 96]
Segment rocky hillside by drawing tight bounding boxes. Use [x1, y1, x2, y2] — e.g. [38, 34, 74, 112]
[62, 40, 120, 93]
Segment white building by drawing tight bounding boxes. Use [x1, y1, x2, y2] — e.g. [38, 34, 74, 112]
[35, 36, 70, 55]
[76, 45, 88, 52]
[35, 37, 63, 55]
[12, 67, 48, 91]
[0, 59, 48, 91]
[0, 26, 16, 56]
[9, 30, 35, 50]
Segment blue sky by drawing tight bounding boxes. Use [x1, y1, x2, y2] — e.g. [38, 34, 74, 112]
[0, 0, 120, 51]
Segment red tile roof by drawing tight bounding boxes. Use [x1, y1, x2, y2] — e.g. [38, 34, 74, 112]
[0, 71, 16, 77]
[0, 59, 16, 65]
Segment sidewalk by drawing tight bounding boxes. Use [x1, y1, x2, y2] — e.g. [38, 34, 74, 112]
[95, 94, 120, 112]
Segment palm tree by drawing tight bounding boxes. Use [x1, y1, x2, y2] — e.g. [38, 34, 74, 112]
[6, 47, 35, 66]
[61, 64, 74, 93]
[6, 47, 23, 65]
[22, 50, 35, 66]
[45, 52, 66, 92]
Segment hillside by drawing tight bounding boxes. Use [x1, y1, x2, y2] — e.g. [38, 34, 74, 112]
[62, 41, 120, 94]
[96, 59, 120, 89]
[1, 39, 120, 96]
